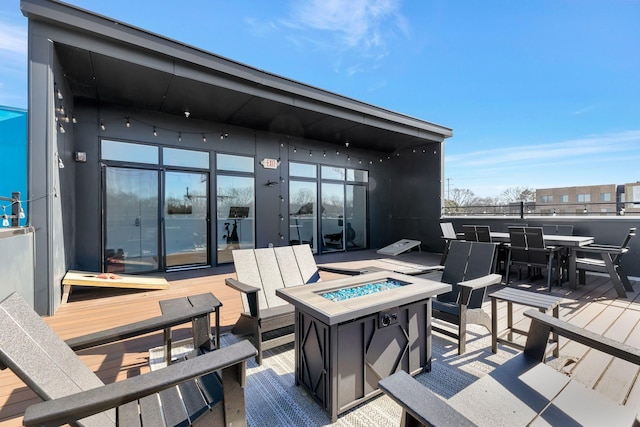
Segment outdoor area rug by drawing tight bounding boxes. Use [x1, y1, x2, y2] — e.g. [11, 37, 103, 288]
[150, 324, 518, 426]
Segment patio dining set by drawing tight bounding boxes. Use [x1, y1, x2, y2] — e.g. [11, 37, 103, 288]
[444, 223, 636, 298]
[0, 226, 637, 426]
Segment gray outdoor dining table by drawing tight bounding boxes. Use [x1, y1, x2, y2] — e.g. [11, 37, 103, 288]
[488, 232, 594, 288]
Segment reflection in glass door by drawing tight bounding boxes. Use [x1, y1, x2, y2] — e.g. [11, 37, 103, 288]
[289, 180, 318, 253]
[216, 175, 255, 264]
[321, 182, 345, 252]
[165, 171, 209, 269]
[346, 184, 367, 249]
[104, 167, 159, 273]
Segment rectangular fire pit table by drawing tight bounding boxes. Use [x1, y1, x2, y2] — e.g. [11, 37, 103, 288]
[276, 270, 450, 422]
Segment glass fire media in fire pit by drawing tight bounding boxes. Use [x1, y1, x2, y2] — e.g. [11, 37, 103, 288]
[320, 279, 407, 302]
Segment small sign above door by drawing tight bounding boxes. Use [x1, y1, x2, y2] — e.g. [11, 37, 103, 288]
[260, 158, 281, 169]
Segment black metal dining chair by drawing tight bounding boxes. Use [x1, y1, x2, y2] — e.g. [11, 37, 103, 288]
[505, 226, 562, 291]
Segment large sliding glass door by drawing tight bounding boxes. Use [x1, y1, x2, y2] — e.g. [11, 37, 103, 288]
[104, 167, 160, 273]
[102, 140, 211, 272]
[165, 171, 209, 268]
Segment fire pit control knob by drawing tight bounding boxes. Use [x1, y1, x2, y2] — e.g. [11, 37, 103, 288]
[379, 310, 399, 328]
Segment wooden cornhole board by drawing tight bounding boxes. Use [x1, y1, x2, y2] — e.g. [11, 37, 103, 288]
[376, 239, 421, 256]
[62, 270, 170, 304]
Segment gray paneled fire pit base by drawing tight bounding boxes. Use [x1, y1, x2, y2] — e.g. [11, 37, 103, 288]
[276, 271, 450, 422]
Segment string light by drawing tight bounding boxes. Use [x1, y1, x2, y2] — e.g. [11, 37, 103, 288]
[56, 152, 65, 169]
[99, 114, 434, 165]
[58, 122, 65, 134]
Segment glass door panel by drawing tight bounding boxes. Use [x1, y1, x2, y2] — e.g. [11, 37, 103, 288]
[216, 175, 255, 263]
[346, 184, 367, 249]
[289, 180, 318, 253]
[321, 182, 345, 252]
[165, 171, 209, 269]
[104, 167, 159, 273]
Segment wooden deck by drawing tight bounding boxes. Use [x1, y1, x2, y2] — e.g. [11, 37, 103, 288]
[1, 250, 639, 426]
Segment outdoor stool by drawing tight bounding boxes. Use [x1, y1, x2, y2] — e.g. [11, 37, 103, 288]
[489, 287, 562, 356]
[159, 292, 222, 365]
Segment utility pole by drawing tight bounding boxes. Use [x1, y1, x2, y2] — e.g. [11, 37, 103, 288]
[446, 178, 451, 201]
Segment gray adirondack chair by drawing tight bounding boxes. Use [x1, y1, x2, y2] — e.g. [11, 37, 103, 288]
[430, 240, 503, 354]
[0, 292, 257, 427]
[576, 227, 636, 297]
[380, 309, 640, 426]
[226, 244, 365, 364]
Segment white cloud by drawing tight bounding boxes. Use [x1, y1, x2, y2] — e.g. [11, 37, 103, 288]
[572, 104, 598, 115]
[446, 130, 640, 168]
[281, 0, 406, 76]
[445, 130, 640, 197]
[0, 20, 27, 56]
[289, 0, 402, 49]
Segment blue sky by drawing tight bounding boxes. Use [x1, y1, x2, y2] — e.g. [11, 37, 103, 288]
[1, 0, 638, 197]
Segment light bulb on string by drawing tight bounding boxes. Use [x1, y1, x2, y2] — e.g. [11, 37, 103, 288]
[153, 127, 157, 137]
[178, 132, 182, 142]
[125, 117, 131, 128]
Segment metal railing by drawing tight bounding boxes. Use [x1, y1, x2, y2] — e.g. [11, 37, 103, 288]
[444, 200, 637, 218]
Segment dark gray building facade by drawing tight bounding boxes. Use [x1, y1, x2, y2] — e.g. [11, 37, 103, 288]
[22, 0, 452, 314]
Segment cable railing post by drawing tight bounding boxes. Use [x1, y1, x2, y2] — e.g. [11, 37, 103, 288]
[520, 201, 524, 219]
[11, 192, 20, 227]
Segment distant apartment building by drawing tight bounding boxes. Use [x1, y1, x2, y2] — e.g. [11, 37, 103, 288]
[535, 183, 640, 215]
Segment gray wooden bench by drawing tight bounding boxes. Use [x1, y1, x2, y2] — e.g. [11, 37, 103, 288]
[380, 309, 640, 426]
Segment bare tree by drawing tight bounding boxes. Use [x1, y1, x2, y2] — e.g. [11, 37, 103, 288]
[499, 187, 536, 204]
[444, 188, 476, 214]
